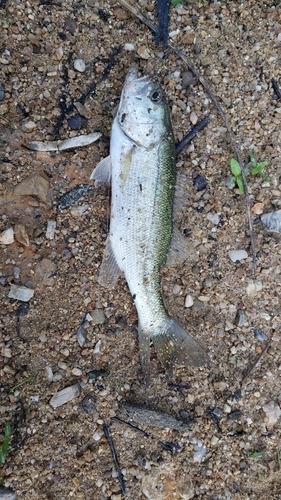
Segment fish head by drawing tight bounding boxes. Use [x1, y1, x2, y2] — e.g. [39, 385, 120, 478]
[117, 68, 173, 148]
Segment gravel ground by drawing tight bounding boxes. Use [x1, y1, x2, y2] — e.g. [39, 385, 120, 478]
[1, 0, 281, 499]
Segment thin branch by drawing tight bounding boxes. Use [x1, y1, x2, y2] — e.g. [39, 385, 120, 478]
[241, 340, 272, 384]
[103, 423, 126, 495]
[118, 0, 257, 272]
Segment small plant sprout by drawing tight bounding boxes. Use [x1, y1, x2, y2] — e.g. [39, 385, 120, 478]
[0, 423, 12, 464]
[246, 450, 266, 459]
[221, 152, 269, 194]
[171, 0, 182, 5]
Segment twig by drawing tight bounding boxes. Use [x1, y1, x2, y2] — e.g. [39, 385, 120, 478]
[118, 0, 257, 272]
[103, 423, 126, 496]
[113, 416, 150, 437]
[113, 416, 180, 452]
[241, 340, 272, 384]
[272, 78, 281, 100]
[175, 116, 209, 156]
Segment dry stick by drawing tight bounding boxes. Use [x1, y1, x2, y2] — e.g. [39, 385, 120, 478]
[241, 339, 272, 384]
[118, 0, 257, 272]
[103, 423, 126, 495]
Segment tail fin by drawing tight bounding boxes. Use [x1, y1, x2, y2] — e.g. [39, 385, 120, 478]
[139, 318, 210, 382]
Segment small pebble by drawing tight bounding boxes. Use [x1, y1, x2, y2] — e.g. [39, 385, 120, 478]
[190, 111, 198, 125]
[14, 224, 29, 246]
[223, 403, 232, 413]
[137, 46, 150, 60]
[72, 368, 82, 376]
[94, 339, 101, 354]
[254, 328, 266, 341]
[261, 210, 281, 233]
[173, 284, 181, 294]
[67, 115, 88, 130]
[262, 401, 281, 426]
[74, 58, 86, 72]
[210, 436, 219, 445]
[251, 202, 264, 215]
[207, 213, 220, 225]
[182, 71, 196, 89]
[185, 294, 193, 307]
[228, 411, 243, 420]
[81, 395, 96, 414]
[193, 174, 207, 191]
[0, 228, 14, 245]
[8, 284, 35, 302]
[228, 250, 248, 262]
[234, 309, 246, 327]
[124, 43, 135, 51]
[46, 220, 56, 240]
[57, 184, 94, 211]
[93, 431, 103, 441]
[246, 280, 262, 297]
[90, 308, 105, 325]
[14, 173, 49, 203]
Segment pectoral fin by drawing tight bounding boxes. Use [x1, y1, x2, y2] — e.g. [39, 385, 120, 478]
[165, 226, 198, 267]
[90, 156, 112, 183]
[98, 236, 122, 289]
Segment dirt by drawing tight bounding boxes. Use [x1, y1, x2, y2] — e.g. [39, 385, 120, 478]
[0, 0, 281, 499]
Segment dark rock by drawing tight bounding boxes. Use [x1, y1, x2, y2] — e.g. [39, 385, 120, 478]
[65, 19, 76, 33]
[182, 71, 196, 89]
[81, 395, 96, 414]
[228, 410, 243, 420]
[193, 173, 207, 191]
[67, 115, 88, 130]
[0, 83, 4, 101]
[57, 183, 94, 211]
[254, 328, 266, 341]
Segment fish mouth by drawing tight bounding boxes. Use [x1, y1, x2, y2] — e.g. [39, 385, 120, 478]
[125, 67, 152, 85]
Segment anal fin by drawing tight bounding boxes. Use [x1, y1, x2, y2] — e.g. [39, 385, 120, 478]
[165, 226, 198, 267]
[98, 236, 122, 289]
[90, 156, 112, 184]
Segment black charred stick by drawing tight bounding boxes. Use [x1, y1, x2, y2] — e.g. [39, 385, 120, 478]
[155, 0, 171, 49]
[272, 79, 281, 100]
[113, 416, 150, 437]
[103, 423, 126, 495]
[175, 116, 209, 156]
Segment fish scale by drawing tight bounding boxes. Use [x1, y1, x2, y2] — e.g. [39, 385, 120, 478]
[91, 67, 209, 381]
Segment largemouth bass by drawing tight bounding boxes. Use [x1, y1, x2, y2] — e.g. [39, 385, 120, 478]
[91, 67, 209, 381]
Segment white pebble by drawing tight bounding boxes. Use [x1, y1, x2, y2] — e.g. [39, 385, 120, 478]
[72, 368, 82, 376]
[46, 220, 56, 240]
[74, 58, 86, 72]
[94, 339, 101, 354]
[190, 111, 198, 125]
[246, 280, 263, 297]
[211, 435, 219, 445]
[8, 284, 35, 302]
[173, 284, 181, 294]
[263, 401, 281, 426]
[185, 294, 194, 308]
[124, 43, 135, 51]
[223, 403, 231, 413]
[49, 383, 81, 409]
[206, 213, 220, 225]
[228, 249, 248, 262]
[93, 431, 103, 441]
[0, 227, 14, 244]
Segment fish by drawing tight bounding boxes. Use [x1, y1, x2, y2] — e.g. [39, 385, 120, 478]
[91, 67, 209, 381]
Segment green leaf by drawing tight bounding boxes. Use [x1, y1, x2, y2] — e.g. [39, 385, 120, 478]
[0, 423, 12, 464]
[247, 450, 266, 458]
[248, 151, 257, 167]
[236, 175, 245, 194]
[171, 0, 182, 4]
[244, 167, 249, 175]
[251, 161, 268, 175]
[230, 158, 241, 177]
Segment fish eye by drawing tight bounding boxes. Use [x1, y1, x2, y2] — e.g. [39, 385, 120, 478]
[150, 90, 162, 103]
